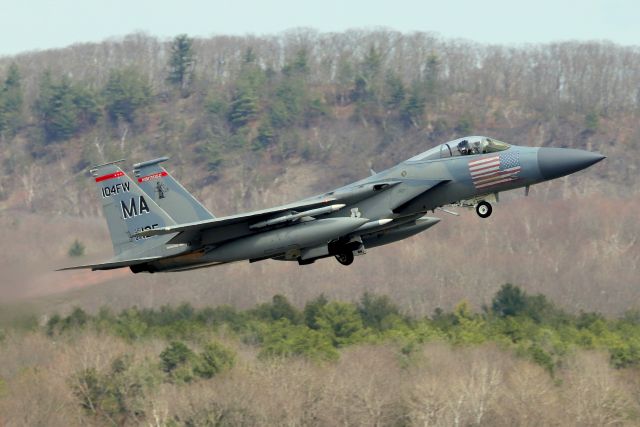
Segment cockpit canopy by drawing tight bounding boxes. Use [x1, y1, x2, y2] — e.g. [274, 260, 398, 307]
[406, 136, 511, 162]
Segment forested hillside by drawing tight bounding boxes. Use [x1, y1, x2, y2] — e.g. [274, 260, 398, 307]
[0, 30, 635, 216]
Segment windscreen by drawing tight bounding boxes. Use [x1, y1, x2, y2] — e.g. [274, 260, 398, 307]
[406, 137, 511, 162]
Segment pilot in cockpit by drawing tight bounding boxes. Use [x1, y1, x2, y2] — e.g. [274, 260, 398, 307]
[457, 140, 471, 155]
[471, 139, 483, 154]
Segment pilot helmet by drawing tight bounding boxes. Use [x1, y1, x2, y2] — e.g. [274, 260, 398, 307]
[458, 140, 470, 153]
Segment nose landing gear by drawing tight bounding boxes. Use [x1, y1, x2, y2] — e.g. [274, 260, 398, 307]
[476, 201, 492, 218]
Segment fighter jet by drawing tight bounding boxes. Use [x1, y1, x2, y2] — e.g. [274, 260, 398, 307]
[60, 136, 604, 272]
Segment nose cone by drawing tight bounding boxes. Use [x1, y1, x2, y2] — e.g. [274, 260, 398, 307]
[537, 147, 605, 180]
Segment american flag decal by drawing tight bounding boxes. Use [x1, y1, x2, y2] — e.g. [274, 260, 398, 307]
[469, 151, 521, 189]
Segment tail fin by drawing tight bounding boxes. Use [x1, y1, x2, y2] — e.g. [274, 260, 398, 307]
[133, 157, 215, 224]
[92, 160, 177, 256]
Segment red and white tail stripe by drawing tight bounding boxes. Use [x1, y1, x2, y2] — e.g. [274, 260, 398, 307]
[137, 171, 168, 183]
[94, 171, 124, 182]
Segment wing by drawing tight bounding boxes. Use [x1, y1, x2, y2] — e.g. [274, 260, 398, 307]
[133, 197, 340, 244]
[133, 178, 404, 244]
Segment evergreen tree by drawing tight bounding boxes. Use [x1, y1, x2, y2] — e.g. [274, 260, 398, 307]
[103, 67, 152, 124]
[358, 292, 401, 330]
[243, 46, 257, 64]
[228, 84, 259, 129]
[0, 92, 5, 136]
[3, 64, 22, 112]
[584, 111, 599, 133]
[268, 48, 316, 129]
[159, 341, 194, 373]
[167, 34, 195, 93]
[34, 72, 100, 143]
[283, 49, 310, 77]
[35, 75, 79, 143]
[336, 57, 354, 105]
[227, 61, 266, 130]
[269, 77, 306, 128]
[316, 302, 365, 347]
[269, 294, 302, 323]
[254, 121, 275, 149]
[253, 294, 302, 324]
[34, 70, 54, 116]
[361, 45, 382, 83]
[492, 283, 527, 317]
[0, 63, 23, 137]
[194, 341, 235, 379]
[72, 85, 100, 131]
[384, 72, 406, 110]
[303, 294, 329, 330]
[356, 45, 383, 100]
[352, 45, 384, 124]
[400, 83, 426, 128]
[424, 54, 440, 105]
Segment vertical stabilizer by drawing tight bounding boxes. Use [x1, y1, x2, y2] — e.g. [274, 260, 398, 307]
[133, 157, 215, 224]
[91, 160, 177, 256]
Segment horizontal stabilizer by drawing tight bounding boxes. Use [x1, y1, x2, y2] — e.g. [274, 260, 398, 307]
[57, 255, 163, 271]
